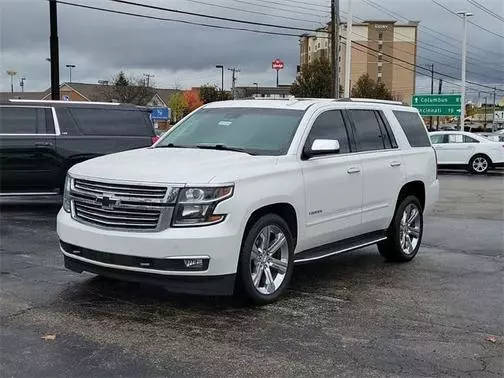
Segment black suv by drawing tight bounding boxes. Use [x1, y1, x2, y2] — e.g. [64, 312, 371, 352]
[0, 100, 157, 195]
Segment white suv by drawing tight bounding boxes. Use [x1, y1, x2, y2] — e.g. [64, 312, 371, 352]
[57, 99, 439, 304]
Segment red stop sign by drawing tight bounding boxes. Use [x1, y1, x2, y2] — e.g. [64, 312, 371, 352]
[272, 58, 284, 70]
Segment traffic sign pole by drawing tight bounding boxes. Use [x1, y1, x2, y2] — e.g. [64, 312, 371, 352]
[458, 11, 473, 131]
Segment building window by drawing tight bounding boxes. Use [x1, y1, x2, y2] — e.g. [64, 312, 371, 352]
[378, 44, 382, 51]
[377, 77, 382, 83]
[378, 65, 382, 73]
[377, 72, 382, 78]
[378, 62, 383, 67]
[378, 32, 383, 40]
[378, 54, 382, 61]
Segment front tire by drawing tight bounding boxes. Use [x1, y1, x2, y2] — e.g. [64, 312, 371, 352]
[378, 195, 423, 262]
[238, 214, 294, 304]
[469, 154, 490, 174]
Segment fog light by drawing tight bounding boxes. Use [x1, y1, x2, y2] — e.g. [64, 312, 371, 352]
[184, 258, 204, 269]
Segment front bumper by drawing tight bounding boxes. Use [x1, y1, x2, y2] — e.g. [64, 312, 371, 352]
[64, 254, 235, 295]
[57, 208, 243, 292]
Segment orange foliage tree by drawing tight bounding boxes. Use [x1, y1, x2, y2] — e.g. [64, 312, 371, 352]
[183, 89, 204, 114]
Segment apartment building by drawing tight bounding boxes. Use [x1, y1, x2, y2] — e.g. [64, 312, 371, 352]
[299, 20, 418, 103]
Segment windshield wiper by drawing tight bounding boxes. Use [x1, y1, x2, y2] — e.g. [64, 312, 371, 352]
[196, 144, 256, 155]
[156, 143, 189, 149]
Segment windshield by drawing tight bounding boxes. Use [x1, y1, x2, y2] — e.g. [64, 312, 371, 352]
[156, 107, 304, 156]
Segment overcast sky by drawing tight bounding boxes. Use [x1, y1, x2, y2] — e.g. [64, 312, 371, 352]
[1, 0, 503, 100]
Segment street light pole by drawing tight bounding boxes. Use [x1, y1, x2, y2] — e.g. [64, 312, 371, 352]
[215, 65, 224, 100]
[253, 82, 259, 95]
[343, 0, 352, 98]
[65, 64, 75, 83]
[457, 11, 473, 132]
[20, 77, 26, 92]
[331, 0, 340, 99]
[7, 70, 16, 94]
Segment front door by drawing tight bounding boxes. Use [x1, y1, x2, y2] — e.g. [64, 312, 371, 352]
[300, 109, 363, 250]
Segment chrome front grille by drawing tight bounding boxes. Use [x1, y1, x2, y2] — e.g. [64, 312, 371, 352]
[70, 178, 176, 231]
[74, 178, 167, 200]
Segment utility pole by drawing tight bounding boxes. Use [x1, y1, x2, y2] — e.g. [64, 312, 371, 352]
[49, 0, 60, 100]
[20, 77, 26, 92]
[331, 0, 340, 99]
[65, 64, 75, 83]
[492, 88, 496, 132]
[215, 65, 224, 100]
[343, 0, 352, 98]
[228, 67, 239, 99]
[457, 11, 473, 131]
[484, 96, 487, 127]
[143, 73, 154, 87]
[430, 63, 434, 130]
[436, 79, 443, 129]
[6, 70, 16, 94]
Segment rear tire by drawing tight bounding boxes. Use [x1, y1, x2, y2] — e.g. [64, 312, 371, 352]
[469, 154, 490, 174]
[237, 214, 294, 305]
[378, 195, 423, 262]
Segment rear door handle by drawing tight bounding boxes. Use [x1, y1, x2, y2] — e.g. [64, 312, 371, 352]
[347, 167, 361, 174]
[390, 161, 401, 167]
[35, 142, 52, 147]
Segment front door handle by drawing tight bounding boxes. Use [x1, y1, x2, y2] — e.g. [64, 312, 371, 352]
[390, 161, 401, 167]
[347, 167, 361, 174]
[35, 142, 52, 147]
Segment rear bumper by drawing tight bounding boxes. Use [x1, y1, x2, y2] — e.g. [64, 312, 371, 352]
[64, 254, 236, 296]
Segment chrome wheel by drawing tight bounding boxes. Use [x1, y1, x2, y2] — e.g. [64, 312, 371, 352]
[399, 204, 421, 255]
[250, 225, 289, 295]
[472, 157, 488, 173]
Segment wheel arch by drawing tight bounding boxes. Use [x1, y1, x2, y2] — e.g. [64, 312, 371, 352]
[243, 203, 298, 247]
[396, 181, 425, 211]
[469, 152, 493, 165]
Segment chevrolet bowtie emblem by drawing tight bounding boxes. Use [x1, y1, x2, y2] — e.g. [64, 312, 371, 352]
[99, 195, 120, 210]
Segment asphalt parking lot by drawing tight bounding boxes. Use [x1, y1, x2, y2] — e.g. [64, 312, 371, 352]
[1, 172, 503, 377]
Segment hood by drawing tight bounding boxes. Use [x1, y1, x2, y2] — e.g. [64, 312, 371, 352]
[70, 147, 278, 184]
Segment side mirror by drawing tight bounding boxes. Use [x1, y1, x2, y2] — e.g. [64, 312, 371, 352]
[304, 139, 340, 158]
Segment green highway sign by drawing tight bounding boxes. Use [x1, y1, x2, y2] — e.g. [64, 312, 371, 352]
[412, 94, 462, 116]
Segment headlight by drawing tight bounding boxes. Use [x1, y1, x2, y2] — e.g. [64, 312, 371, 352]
[62, 174, 72, 213]
[172, 186, 233, 226]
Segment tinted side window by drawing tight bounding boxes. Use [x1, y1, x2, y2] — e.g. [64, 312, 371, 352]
[69, 108, 153, 136]
[393, 111, 431, 147]
[0, 107, 45, 134]
[306, 110, 350, 154]
[463, 135, 479, 143]
[376, 111, 398, 148]
[430, 134, 447, 144]
[348, 110, 384, 151]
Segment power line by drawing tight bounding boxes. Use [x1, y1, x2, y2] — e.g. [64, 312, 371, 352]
[228, 0, 329, 19]
[359, 0, 504, 60]
[54, 0, 504, 93]
[467, 0, 504, 23]
[431, 0, 504, 39]
[179, 0, 326, 24]
[54, 1, 302, 37]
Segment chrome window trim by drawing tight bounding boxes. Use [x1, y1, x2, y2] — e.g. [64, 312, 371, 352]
[0, 105, 60, 136]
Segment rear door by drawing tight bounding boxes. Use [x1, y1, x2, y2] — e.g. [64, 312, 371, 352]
[347, 108, 405, 233]
[439, 134, 477, 164]
[0, 106, 60, 193]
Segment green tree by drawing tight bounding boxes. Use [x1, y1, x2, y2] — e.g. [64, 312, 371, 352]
[200, 84, 222, 103]
[168, 92, 188, 123]
[290, 57, 332, 98]
[351, 73, 393, 100]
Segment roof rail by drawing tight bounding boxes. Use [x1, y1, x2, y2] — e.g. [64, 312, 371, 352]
[8, 99, 121, 105]
[336, 98, 406, 105]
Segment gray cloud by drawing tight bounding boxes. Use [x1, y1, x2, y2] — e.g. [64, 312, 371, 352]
[1, 0, 503, 101]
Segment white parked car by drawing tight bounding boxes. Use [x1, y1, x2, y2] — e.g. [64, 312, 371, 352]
[430, 131, 504, 174]
[57, 99, 439, 304]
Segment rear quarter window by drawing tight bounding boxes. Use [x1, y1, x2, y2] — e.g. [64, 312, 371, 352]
[69, 108, 154, 136]
[393, 110, 431, 147]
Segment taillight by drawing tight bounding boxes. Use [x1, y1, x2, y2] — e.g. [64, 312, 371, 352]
[151, 136, 160, 145]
